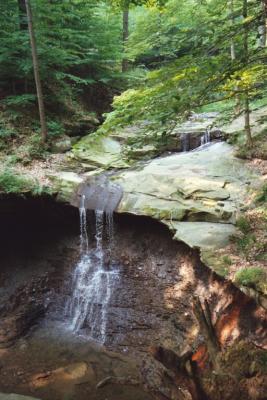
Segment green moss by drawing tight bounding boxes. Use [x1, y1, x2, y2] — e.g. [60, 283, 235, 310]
[219, 340, 267, 379]
[213, 264, 229, 278]
[236, 216, 251, 234]
[235, 267, 266, 289]
[256, 183, 267, 204]
[222, 255, 232, 266]
[0, 168, 44, 194]
[236, 233, 256, 256]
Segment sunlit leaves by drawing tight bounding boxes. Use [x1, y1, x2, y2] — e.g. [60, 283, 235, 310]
[99, 0, 266, 136]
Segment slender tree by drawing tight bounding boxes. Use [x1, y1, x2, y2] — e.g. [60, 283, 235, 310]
[110, 0, 166, 71]
[229, 0, 236, 61]
[242, 0, 253, 147]
[258, 0, 267, 47]
[122, 0, 130, 71]
[229, 0, 242, 115]
[25, 0, 47, 143]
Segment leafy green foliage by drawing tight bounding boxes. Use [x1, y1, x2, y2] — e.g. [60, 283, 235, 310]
[236, 215, 251, 234]
[46, 120, 64, 138]
[0, 168, 40, 193]
[256, 183, 267, 204]
[236, 232, 256, 252]
[99, 0, 266, 138]
[0, 0, 124, 117]
[0, 124, 15, 151]
[0, 0, 266, 154]
[235, 267, 266, 289]
[2, 94, 36, 107]
[222, 255, 232, 266]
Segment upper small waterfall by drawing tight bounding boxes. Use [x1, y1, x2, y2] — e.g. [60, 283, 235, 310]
[200, 129, 211, 146]
[66, 190, 120, 344]
[181, 132, 190, 152]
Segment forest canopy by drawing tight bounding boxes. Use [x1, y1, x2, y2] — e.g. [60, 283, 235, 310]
[0, 0, 266, 146]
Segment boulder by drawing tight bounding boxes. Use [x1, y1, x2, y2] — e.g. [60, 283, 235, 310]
[64, 114, 100, 137]
[51, 135, 72, 154]
[72, 134, 129, 169]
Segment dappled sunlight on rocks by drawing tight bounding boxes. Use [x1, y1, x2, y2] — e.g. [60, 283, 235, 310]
[163, 257, 196, 310]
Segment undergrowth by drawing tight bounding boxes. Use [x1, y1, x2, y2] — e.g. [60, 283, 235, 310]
[235, 267, 266, 291]
[0, 168, 46, 195]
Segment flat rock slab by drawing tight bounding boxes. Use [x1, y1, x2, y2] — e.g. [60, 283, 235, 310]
[50, 141, 258, 255]
[167, 221, 236, 250]
[113, 142, 258, 251]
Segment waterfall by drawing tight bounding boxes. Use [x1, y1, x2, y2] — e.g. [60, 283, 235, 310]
[181, 133, 190, 152]
[66, 198, 119, 344]
[200, 129, 211, 146]
[80, 195, 89, 252]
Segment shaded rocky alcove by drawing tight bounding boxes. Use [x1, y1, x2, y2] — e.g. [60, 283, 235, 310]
[0, 195, 266, 350]
[0, 195, 266, 400]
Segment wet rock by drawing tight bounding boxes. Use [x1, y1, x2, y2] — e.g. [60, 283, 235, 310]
[0, 303, 45, 348]
[72, 175, 123, 213]
[32, 362, 93, 385]
[48, 172, 83, 202]
[0, 277, 49, 348]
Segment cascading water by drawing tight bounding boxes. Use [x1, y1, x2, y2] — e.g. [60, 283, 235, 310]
[181, 132, 190, 152]
[200, 129, 211, 146]
[66, 196, 119, 344]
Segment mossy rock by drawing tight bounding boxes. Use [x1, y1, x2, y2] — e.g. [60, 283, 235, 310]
[72, 134, 129, 169]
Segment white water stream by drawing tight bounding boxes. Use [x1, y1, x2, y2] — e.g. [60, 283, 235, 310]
[66, 196, 119, 343]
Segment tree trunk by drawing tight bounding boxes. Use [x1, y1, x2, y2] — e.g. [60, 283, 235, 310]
[242, 0, 253, 147]
[25, 0, 47, 143]
[193, 297, 220, 370]
[244, 93, 252, 147]
[229, 0, 236, 60]
[122, 1, 129, 72]
[229, 0, 241, 115]
[150, 346, 209, 400]
[260, 0, 266, 47]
